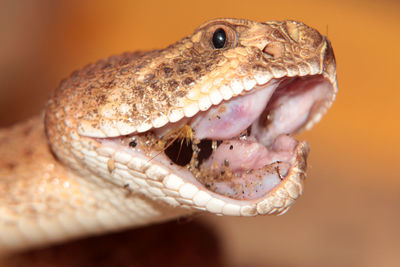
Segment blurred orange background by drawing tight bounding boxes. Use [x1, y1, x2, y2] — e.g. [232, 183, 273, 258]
[0, 0, 399, 266]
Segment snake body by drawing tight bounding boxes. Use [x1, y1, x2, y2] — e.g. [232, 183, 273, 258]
[0, 19, 337, 253]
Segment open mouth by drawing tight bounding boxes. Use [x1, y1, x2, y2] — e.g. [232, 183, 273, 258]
[44, 19, 338, 217]
[97, 74, 334, 207]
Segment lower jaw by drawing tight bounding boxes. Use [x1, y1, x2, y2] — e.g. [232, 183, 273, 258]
[97, 132, 309, 206]
[197, 157, 292, 200]
[186, 134, 304, 200]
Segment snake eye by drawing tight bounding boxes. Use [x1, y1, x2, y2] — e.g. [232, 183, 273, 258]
[197, 23, 237, 51]
[212, 28, 226, 49]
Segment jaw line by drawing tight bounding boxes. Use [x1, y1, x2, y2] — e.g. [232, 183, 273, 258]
[96, 136, 309, 216]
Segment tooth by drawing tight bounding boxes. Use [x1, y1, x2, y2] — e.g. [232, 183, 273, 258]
[163, 174, 184, 190]
[213, 77, 224, 87]
[219, 84, 234, 100]
[271, 194, 285, 208]
[269, 65, 287, 78]
[200, 82, 212, 93]
[209, 89, 223, 105]
[179, 184, 199, 199]
[162, 196, 180, 206]
[147, 180, 163, 189]
[145, 164, 169, 180]
[148, 187, 164, 197]
[193, 191, 212, 206]
[136, 121, 152, 133]
[186, 88, 201, 101]
[116, 121, 136, 135]
[168, 109, 184, 123]
[285, 65, 299, 77]
[222, 204, 241, 216]
[152, 115, 169, 128]
[114, 151, 131, 165]
[253, 72, 272, 85]
[284, 181, 301, 199]
[100, 120, 121, 136]
[230, 78, 244, 95]
[298, 62, 311, 76]
[178, 198, 193, 205]
[240, 205, 257, 216]
[97, 146, 114, 157]
[308, 60, 320, 75]
[162, 189, 180, 197]
[256, 200, 273, 215]
[128, 157, 150, 172]
[276, 206, 290, 216]
[243, 78, 257, 91]
[183, 103, 199, 117]
[198, 96, 212, 111]
[206, 198, 225, 213]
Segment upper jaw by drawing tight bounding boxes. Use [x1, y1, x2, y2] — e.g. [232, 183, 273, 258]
[76, 34, 337, 139]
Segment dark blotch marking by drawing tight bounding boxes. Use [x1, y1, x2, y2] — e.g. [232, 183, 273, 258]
[183, 77, 194, 86]
[204, 62, 213, 71]
[168, 80, 179, 89]
[192, 66, 202, 73]
[162, 67, 173, 78]
[178, 67, 187, 75]
[175, 90, 187, 97]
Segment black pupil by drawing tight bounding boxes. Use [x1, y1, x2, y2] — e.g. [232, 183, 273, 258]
[212, 28, 226, 49]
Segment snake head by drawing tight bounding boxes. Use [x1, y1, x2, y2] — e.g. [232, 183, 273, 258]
[45, 18, 337, 217]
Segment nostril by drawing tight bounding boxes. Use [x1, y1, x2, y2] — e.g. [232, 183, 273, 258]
[263, 42, 284, 58]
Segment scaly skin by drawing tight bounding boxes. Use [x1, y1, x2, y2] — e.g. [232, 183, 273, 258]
[0, 18, 337, 254]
